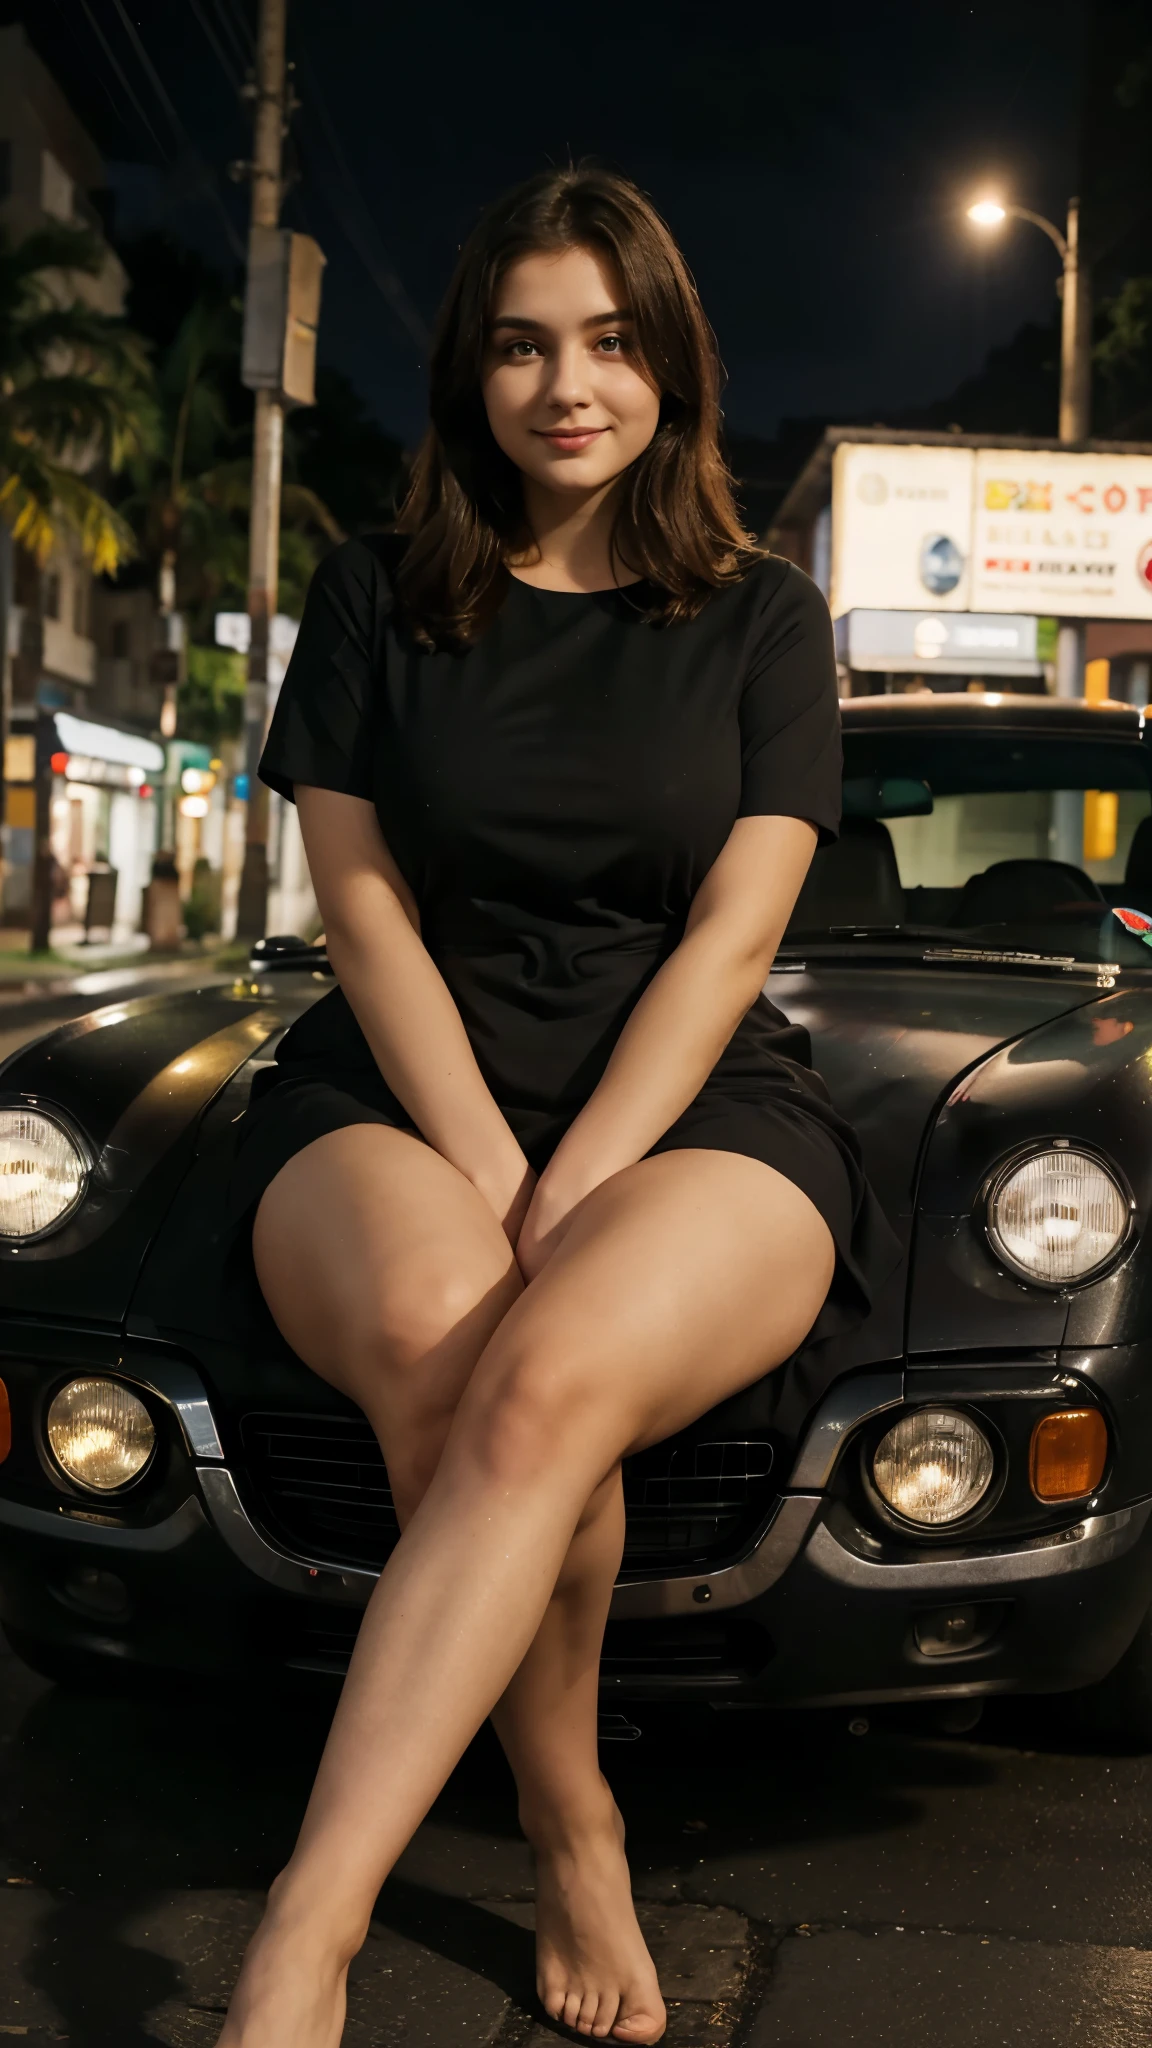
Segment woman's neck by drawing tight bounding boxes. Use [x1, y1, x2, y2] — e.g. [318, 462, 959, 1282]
[507, 478, 640, 592]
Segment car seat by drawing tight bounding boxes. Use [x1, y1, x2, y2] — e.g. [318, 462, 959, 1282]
[952, 858, 1104, 927]
[787, 816, 905, 931]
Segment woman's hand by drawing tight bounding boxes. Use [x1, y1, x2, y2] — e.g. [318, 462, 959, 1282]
[472, 1150, 538, 1251]
[515, 1156, 610, 1281]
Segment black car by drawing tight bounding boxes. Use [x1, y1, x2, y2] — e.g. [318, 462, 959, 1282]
[5, 690, 1152, 1731]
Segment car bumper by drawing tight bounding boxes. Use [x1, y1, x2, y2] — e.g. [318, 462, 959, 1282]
[1, 1375, 1150, 1706]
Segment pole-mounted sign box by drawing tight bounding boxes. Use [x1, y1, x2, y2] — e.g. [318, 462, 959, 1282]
[241, 227, 326, 406]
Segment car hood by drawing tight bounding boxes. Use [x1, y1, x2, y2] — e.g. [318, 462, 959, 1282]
[768, 962, 1111, 1369]
[0, 987, 283, 1325]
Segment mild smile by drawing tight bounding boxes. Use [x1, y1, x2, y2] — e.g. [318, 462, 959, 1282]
[533, 427, 609, 451]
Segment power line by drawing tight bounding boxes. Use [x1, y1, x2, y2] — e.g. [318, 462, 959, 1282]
[186, 0, 243, 93]
[103, 0, 247, 263]
[211, 0, 254, 65]
[108, 0, 191, 149]
[77, 0, 170, 162]
[297, 59, 428, 352]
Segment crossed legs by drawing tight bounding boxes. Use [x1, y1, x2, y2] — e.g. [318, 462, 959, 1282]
[219, 1124, 834, 2048]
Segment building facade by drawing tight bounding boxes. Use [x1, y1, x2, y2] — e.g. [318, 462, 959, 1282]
[0, 24, 166, 937]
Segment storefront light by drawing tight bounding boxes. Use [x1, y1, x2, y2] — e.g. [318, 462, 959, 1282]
[127, 766, 146, 788]
[179, 794, 210, 819]
[50, 751, 69, 775]
[181, 767, 216, 795]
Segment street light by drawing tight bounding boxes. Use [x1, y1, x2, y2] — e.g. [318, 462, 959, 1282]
[968, 194, 1092, 706]
[966, 195, 1090, 444]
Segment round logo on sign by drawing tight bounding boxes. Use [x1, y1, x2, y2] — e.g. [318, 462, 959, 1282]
[920, 533, 964, 596]
[857, 472, 888, 505]
[1138, 540, 1152, 593]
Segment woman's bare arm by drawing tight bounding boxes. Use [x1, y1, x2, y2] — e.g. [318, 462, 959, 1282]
[296, 785, 534, 1237]
[517, 813, 818, 1272]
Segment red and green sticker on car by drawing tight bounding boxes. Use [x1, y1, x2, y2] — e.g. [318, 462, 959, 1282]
[1113, 907, 1152, 946]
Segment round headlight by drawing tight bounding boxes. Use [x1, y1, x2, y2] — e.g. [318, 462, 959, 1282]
[47, 1378, 155, 1493]
[872, 1408, 994, 1527]
[988, 1148, 1129, 1285]
[0, 1107, 87, 1238]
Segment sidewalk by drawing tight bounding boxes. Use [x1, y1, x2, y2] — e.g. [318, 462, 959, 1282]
[0, 927, 247, 1000]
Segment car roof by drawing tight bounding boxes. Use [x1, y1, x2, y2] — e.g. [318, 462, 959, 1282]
[840, 691, 1146, 740]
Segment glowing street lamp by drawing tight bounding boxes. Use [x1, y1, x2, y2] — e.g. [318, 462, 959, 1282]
[966, 196, 1090, 444]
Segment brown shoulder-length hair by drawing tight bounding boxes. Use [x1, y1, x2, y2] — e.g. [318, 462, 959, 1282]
[393, 166, 760, 647]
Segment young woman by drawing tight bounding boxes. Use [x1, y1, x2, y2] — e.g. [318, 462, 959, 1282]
[219, 166, 898, 2048]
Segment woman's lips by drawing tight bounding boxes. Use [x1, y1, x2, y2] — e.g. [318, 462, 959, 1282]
[533, 428, 608, 452]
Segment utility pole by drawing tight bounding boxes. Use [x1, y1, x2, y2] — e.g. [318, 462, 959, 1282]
[235, 0, 287, 941]
[1058, 197, 1092, 445]
[968, 193, 1093, 703]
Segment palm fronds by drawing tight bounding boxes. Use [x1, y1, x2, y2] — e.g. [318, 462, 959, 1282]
[0, 224, 154, 574]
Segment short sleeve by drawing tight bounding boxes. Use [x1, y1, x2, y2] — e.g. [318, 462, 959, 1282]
[258, 537, 390, 805]
[737, 561, 841, 845]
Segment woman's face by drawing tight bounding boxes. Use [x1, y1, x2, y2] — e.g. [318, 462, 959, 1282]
[482, 244, 661, 499]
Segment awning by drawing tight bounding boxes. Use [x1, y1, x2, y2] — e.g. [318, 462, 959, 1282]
[54, 713, 165, 774]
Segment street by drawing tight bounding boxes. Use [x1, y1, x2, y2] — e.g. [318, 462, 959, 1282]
[0, 1643, 1149, 2047]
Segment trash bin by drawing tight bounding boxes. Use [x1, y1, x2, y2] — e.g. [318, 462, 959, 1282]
[141, 850, 183, 952]
[82, 864, 118, 943]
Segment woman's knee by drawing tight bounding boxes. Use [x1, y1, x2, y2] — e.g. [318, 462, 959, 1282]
[460, 1329, 630, 1491]
[355, 1257, 517, 1378]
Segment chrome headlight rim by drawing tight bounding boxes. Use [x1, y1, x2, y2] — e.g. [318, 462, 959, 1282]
[42, 1373, 158, 1497]
[0, 1096, 93, 1244]
[982, 1138, 1136, 1292]
[861, 1404, 1005, 1537]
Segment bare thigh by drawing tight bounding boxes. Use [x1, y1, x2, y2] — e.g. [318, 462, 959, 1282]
[251, 1124, 522, 1491]
[456, 1148, 836, 1475]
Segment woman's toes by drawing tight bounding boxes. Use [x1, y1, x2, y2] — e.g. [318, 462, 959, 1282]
[576, 1989, 601, 2034]
[592, 1993, 621, 2039]
[562, 1989, 585, 2031]
[611, 2008, 665, 2045]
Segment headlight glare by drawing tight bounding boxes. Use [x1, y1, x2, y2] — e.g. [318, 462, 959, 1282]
[47, 1378, 155, 1493]
[988, 1148, 1129, 1285]
[0, 1107, 87, 1237]
[872, 1408, 994, 1527]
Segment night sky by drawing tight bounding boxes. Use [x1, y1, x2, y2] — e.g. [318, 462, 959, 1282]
[13, 1, 1082, 447]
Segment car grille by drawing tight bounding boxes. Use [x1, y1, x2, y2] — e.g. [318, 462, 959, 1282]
[281, 1610, 772, 1683]
[241, 1413, 779, 1576]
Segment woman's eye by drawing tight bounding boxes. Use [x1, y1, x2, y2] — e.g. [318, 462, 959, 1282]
[507, 339, 540, 358]
[596, 334, 624, 354]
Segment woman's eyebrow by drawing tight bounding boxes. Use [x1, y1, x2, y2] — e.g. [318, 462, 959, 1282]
[489, 309, 633, 331]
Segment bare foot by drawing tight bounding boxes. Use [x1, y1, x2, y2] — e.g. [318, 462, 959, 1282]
[215, 1909, 350, 2048]
[531, 1786, 666, 2043]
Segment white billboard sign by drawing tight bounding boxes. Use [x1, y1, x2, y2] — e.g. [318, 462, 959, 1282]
[832, 444, 974, 616]
[831, 442, 1152, 622]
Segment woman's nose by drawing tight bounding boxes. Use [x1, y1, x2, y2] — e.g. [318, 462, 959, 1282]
[544, 342, 592, 410]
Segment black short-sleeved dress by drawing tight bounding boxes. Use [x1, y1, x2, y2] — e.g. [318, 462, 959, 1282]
[232, 534, 900, 1357]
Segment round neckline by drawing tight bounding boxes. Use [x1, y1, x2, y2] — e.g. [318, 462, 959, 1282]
[506, 573, 647, 597]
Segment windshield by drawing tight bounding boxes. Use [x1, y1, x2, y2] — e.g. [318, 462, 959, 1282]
[786, 728, 1152, 968]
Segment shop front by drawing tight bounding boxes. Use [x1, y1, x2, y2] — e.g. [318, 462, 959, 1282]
[41, 713, 164, 938]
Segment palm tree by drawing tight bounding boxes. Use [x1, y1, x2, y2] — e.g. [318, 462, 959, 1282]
[0, 221, 151, 572]
[122, 293, 343, 646]
[0, 220, 153, 949]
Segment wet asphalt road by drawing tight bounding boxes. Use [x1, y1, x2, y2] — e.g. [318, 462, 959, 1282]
[0, 1643, 1150, 2048]
[0, 982, 1151, 2045]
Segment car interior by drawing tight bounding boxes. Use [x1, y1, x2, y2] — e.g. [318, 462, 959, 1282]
[783, 734, 1152, 950]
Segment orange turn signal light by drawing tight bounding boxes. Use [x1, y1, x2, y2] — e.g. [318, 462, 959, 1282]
[1029, 1408, 1107, 1503]
[0, 1379, 9, 1464]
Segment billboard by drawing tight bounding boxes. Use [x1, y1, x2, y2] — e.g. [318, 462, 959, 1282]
[831, 442, 1152, 622]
